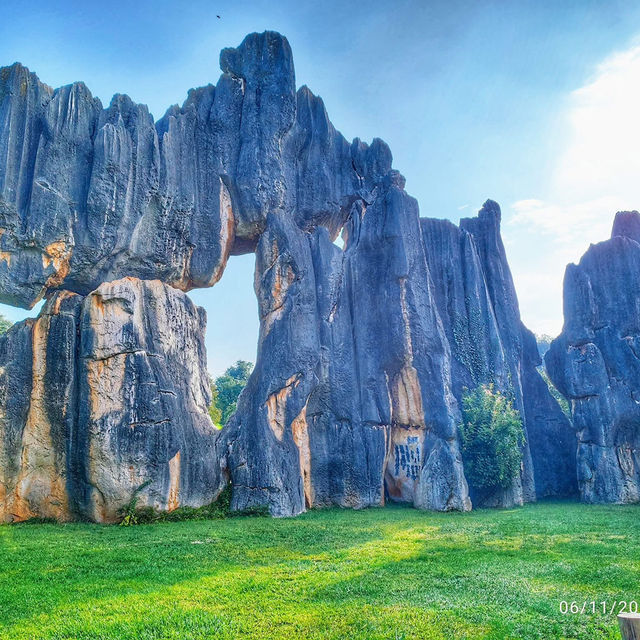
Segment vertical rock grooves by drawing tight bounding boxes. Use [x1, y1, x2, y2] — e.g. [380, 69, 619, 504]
[546, 210, 640, 504]
[0, 31, 584, 521]
[0, 279, 224, 522]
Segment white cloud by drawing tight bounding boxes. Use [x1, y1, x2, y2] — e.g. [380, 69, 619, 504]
[510, 196, 624, 244]
[505, 40, 640, 336]
[553, 44, 640, 204]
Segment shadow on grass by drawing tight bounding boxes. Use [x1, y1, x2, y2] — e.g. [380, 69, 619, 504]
[0, 502, 638, 639]
[0, 507, 389, 633]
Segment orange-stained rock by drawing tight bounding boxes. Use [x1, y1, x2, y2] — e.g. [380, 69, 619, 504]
[0, 279, 226, 523]
[0, 292, 82, 522]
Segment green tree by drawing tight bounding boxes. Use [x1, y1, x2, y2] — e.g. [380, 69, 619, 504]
[208, 380, 223, 427]
[212, 360, 253, 425]
[0, 314, 12, 335]
[459, 385, 525, 494]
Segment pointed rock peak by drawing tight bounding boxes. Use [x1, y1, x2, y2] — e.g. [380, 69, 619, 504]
[479, 199, 502, 223]
[611, 210, 640, 243]
[459, 199, 502, 236]
[108, 93, 136, 111]
[1, 61, 33, 81]
[370, 137, 393, 166]
[350, 137, 393, 185]
[1, 62, 53, 97]
[1, 61, 28, 79]
[220, 31, 294, 85]
[296, 85, 329, 124]
[183, 84, 215, 110]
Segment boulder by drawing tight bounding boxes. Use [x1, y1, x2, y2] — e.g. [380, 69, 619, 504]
[546, 211, 640, 503]
[0, 278, 224, 522]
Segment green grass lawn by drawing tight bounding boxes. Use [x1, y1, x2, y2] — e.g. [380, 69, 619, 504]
[0, 502, 638, 639]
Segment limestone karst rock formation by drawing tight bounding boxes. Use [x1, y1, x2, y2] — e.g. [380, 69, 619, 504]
[0, 278, 224, 522]
[422, 203, 577, 506]
[222, 192, 578, 516]
[546, 211, 640, 504]
[0, 30, 579, 521]
[0, 33, 363, 309]
[223, 172, 472, 517]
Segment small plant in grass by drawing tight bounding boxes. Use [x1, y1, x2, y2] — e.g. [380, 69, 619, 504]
[118, 479, 153, 526]
[459, 384, 525, 495]
[22, 517, 58, 525]
[117, 482, 269, 525]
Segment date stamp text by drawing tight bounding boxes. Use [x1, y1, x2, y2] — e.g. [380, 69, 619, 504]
[559, 600, 638, 615]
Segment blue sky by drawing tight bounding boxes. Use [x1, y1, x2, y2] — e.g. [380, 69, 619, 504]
[1, 0, 640, 375]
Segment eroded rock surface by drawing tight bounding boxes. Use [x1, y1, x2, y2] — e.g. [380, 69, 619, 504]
[222, 171, 471, 516]
[0, 292, 81, 521]
[546, 211, 640, 504]
[0, 33, 381, 309]
[421, 202, 576, 506]
[1, 31, 580, 520]
[0, 278, 223, 522]
[222, 188, 576, 516]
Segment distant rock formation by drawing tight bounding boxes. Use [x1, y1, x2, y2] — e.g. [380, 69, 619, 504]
[0, 31, 578, 521]
[0, 278, 224, 522]
[546, 211, 640, 504]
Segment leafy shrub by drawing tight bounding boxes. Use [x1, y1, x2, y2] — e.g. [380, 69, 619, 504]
[208, 381, 223, 426]
[459, 385, 525, 493]
[118, 479, 153, 526]
[0, 313, 12, 335]
[539, 366, 571, 418]
[21, 517, 58, 525]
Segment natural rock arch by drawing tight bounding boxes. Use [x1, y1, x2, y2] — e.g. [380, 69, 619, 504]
[0, 31, 577, 521]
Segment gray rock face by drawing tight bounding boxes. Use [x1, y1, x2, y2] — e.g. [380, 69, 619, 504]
[0, 278, 224, 522]
[1, 30, 580, 520]
[0, 33, 370, 309]
[337, 180, 469, 513]
[521, 329, 577, 499]
[421, 202, 576, 506]
[222, 171, 471, 516]
[223, 188, 575, 517]
[546, 211, 640, 504]
[0, 292, 80, 521]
